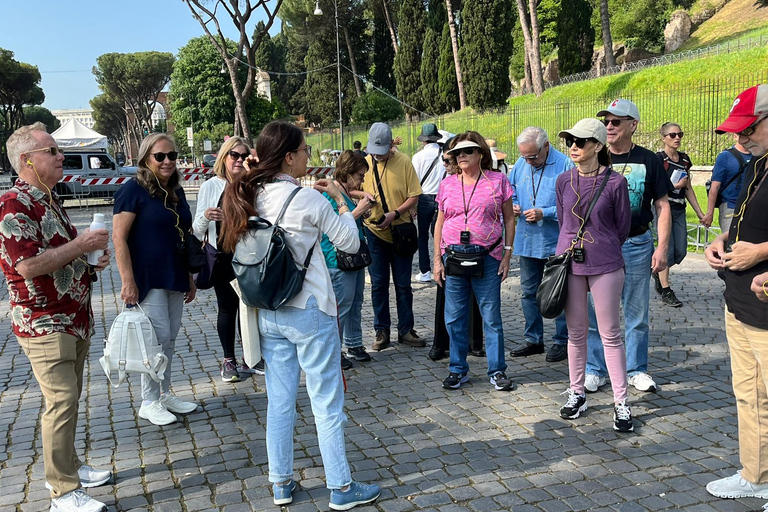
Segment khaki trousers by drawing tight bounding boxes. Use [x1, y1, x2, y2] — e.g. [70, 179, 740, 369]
[725, 307, 768, 483]
[17, 333, 88, 497]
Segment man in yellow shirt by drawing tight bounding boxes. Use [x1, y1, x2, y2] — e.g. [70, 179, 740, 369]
[362, 123, 424, 351]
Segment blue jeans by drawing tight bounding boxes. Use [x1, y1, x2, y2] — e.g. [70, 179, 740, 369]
[329, 268, 365, 349]
[365, 227, 414, 336]
[586, 230, 653, 377]
[444, 246, 506, 376]
[258, 296, 351, 489]
[519, 256, 568, 346]
[417, 194, 438, 273]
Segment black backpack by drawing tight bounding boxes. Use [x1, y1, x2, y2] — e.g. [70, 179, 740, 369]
[706, 148, 748, 208]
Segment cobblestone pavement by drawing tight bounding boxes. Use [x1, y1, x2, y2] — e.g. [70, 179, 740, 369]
[0, 202, 762, 512]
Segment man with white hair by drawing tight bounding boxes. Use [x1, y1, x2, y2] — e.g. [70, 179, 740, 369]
[508, 127, 572, 362]
[0, 123, 111, 512]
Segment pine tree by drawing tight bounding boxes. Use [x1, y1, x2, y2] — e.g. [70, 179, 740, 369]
[460, 0, 514, 109]
[393, 0, 426, 114]
[557, 0, 595, 77]
[437, 23, 459, 113]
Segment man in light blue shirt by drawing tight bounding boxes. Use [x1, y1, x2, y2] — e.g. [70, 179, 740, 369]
[508, 127, 573, 362]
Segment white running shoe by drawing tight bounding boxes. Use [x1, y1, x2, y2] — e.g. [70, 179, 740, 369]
[415, 271, 432, 282]
[159, 393, 198, 414]
[50, 489, 106, 512]
[584, 374, 606, 393]
[45, 465, 111, 491]
[628, 372, 657, 392]
[706, 471, 768, 499]
[138, 400, 177, 426]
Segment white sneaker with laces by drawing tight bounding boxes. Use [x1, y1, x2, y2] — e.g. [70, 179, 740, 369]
[50, 489, 106, 512]
[707, 471, 768, 499]
[628, 372, 657, 392]
[584, 374, 606, 393]
[45, 465, 111, 491]
[159, 393, 198, 414]
[415, 271, 432, 282]
[138, 400, 177, 425]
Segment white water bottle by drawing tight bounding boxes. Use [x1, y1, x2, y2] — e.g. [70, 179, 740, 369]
[87, 213, 107, 266]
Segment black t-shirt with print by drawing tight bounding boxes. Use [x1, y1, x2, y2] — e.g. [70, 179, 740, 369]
[656, 150, 692, 211]
[611, 144, 674, 231]
[724, 154, 768, 330]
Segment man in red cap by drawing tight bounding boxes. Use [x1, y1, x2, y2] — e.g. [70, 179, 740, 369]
[705, 84, 768, 500]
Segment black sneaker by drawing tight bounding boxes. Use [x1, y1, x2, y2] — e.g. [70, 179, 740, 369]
[613, 400, 634, 432]
[443, 372, 469, 389]
[652, 272, 662, 295]
[490, 371, 516, 391]
[341, 356, 353, 371]
[560, 388, 587, 419]
[252, 359, 265, 375]
[221, 358, 241, 382]
[347, 347, 372, 362]
[661, 288, 683, 307]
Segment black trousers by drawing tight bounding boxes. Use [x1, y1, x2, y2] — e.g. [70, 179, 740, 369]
[433, 284, 484, 353]
[212, 253, 239, 360]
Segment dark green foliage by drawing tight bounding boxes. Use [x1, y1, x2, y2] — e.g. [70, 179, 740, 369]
[91, 93, 127, 148]
[351, 91, 405, 124]
[537, 0, 561, 61]
[437, 23, 460, 113]
[460, 0, 514, 109]
[302, 39, 356, 125]
[393, 0, 426, 113]
[247, 95, 290, 135]
[420, 27, 441, 111]
[23, 106, 59, 132]
[557, 0, 595, 76]
[426, 0, 447, 31]
[607, 0, 674, 52]
[370, 15, 397, 93]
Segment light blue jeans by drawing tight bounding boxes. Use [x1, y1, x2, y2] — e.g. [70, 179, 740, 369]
[329, 268, 365, 350]
[444, 247, 507, 377]
[258, 296, 351, 489]
[586, 230, 653, 377]
[140, 289, 184, 402]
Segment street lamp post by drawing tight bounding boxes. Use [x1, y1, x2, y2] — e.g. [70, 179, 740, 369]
[314, 0, 344, 151]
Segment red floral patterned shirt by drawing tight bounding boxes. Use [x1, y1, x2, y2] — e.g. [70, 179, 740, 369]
[0, 179, 93, 339]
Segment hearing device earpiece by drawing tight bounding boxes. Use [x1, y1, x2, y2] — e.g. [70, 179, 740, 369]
[26, 160, 32, 164]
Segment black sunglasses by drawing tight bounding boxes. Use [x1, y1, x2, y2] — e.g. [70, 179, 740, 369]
[665, 132, 684, 139]
[453, 147, 478, 155]
[564, 137, 596, 149]
[228, 150, 250, 161]
[442, 158, 453, 164]
[602, 119, 631, 127]
[152, 151, 178, 162]
[738, 116, 767, 137]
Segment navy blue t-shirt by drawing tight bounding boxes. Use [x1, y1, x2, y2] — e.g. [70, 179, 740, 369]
[711, 147, 752, 208]
[113, 178, 192, 303]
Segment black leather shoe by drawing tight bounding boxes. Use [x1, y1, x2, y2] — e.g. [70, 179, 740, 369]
[545, 343, 568, 362]
[341, 356, 353, 370]
[509, 342, 545, 357]
[469, 348, 486, 357]
[428, 346, 447, 361]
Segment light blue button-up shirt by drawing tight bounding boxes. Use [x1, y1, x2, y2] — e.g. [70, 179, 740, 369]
[508, 146, 573, 259]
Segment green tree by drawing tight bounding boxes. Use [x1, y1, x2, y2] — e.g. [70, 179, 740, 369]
[370, 14, 397, 93]
[437, 23, 459, 113]
[461, 0, 514, 108]
[420, 27, 440, 111]
[302, 39, 356, 125]
[23, 106, 60, 132]
[557, 0, 595, 76]
[609, 0, 673, 52]
[351, 91, 404, 124]
[247, 95, 290, 135]
[393, 0, 426, 114]
[91, 93, 127, 152]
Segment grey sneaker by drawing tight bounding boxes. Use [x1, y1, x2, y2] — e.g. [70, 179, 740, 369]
[706, 471, 768, 499]
[50, 489, 106, 512]
[398, 329, 426, 347]
[372, 330, 390, 351]
[221, 358, 241, 382]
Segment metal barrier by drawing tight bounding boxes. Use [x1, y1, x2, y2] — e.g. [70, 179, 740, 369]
[687, 222, 722, 252]
[0, 175, 13, 195]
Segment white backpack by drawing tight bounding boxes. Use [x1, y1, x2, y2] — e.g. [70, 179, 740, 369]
[99, 304, 168, 388]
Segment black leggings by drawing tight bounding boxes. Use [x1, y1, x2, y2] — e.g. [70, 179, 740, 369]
[212, 256, 239, 360]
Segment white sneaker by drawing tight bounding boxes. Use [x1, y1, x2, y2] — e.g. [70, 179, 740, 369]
[415, 271, 432, 282]
[160, 393, 198, 414]
[706, 471, 768, 499]
[628, 372, 657, 392]
[45, 465, 111, 491]
[138, 400, 177, 425]
[50, 489, 106, 512]
[584, 374, 606, 393]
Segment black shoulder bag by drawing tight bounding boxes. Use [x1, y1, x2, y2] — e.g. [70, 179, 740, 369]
[231, 187, 315, 311]
[373, 159, 418, 257]
[537, 169, 612, 319]
[335, 196, 372, 271]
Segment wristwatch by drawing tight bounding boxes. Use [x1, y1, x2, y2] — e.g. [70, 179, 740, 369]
[393, 210, 401, 220]
[503, 245, 513, 251]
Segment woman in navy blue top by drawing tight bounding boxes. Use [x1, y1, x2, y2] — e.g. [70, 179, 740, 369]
[113, 133, 199, 426]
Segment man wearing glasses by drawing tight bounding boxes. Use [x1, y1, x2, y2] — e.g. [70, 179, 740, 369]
[507, 127, 572, 363]
[0, 124, 111, 512]
[584, 99, 673, 395]
[704, 84, 768, 502]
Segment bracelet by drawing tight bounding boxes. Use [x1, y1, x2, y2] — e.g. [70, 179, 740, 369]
[764, 280, 768, 299]
[393, 210, 401, 220]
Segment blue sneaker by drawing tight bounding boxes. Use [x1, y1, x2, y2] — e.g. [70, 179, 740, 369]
[329, 481, 381, 510]
[273, 479, 297, 505]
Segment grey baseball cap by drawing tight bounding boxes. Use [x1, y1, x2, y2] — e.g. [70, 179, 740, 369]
[367, 123, 393, 155]
[597, 98, 640, 121]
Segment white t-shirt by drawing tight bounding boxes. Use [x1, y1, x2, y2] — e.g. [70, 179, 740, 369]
[412, 143, 446, 195]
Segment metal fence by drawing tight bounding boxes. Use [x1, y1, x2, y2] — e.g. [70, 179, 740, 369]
[307, 72, 768, 166]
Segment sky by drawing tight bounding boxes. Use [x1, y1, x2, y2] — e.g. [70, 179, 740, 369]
[1, 0, 281, 111]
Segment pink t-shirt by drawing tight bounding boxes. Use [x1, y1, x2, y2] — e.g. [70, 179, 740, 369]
[436, 170, 513, 260]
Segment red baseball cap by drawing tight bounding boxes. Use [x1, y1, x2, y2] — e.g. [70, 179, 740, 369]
[716, 84, 768, 134]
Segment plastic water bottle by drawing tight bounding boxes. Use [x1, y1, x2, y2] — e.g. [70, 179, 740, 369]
[87, 213, 107, 266]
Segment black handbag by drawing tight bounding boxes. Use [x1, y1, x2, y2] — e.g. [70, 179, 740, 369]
[231, 187, 314, 311]
[372, 159, 418, 257]
[184, 233, 207, 274]
[193, 234, 218, 290]
[536, 169, 612, 319]
[336, 239, 372, 271]
[444, 238, 501, 278]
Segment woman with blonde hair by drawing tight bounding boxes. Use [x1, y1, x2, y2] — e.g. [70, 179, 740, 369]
[113, 133, 199, 426]
[193, 136, 263, 382]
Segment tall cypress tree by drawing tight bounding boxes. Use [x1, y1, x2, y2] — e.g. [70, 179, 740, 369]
[393, 0, 426, 114]
[557, 0, 595, 77]
[420, 28, 440, 111]
[460, 0, 514, 109]
[437, 23, 459, 113]
[371, 15, 397, 94]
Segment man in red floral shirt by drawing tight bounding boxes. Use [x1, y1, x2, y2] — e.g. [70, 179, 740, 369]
[0, 123, 111, 512]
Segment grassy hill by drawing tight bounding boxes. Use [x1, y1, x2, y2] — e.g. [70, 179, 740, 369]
[679, 0, 768, 50]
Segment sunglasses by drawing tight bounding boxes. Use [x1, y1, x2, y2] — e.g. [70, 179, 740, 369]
[27, 146, 63, 156]
[453, 147, 478, 155]
[228, 150, 250, 161]
[442, 158, 453, 165]
[664, 132, 684, 139]
[564, 137, 596, 149]
[602, 119, 631, 127]
[152, 151, 178, 162]
[738, 116, 767, 137]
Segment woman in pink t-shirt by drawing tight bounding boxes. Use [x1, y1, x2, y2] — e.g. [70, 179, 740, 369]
[433, 132, 517, 392]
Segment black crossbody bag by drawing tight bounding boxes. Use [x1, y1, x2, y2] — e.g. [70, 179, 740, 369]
[373, 159, 418, 256]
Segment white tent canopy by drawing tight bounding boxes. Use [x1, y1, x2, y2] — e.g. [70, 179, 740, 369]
[52, 119, 108, 150]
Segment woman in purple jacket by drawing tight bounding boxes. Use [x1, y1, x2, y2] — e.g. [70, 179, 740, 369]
[554, 118, 633, 432]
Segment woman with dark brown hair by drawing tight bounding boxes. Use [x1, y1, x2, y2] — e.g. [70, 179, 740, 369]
[220, 121, 380, 510]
